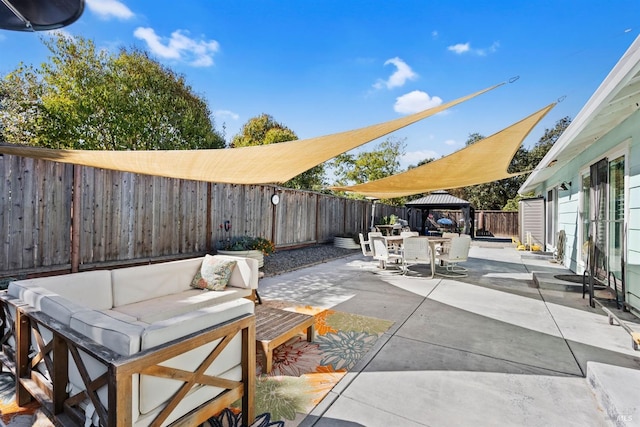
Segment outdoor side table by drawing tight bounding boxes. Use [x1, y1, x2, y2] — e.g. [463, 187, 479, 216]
[254, 305, 315, 373]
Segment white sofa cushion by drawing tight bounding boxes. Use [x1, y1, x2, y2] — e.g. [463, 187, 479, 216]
[111, 258, 203, 307]
[136, 365, 242, 426]
[139, 334, 243, 415]
[214, 254, 259, 289]
[70, 310, 145, 356]
[8, 270, 113, 323]
[138, 298, 254, 414]
[7, 285, 88, 325]
[112, 287, 252, 324]
[140, 298, 254, 351]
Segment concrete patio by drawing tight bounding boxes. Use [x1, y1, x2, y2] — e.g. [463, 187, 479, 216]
[258, 240, 640, 427]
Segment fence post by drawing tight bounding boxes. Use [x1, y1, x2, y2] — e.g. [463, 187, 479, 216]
[71, 165, 81, 273]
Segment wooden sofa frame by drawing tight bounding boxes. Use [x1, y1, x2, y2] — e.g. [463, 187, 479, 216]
[0, 293, 255, 427]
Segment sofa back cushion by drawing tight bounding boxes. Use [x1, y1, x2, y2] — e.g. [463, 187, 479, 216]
[213, 255, 259, 289]
[9, 270, 113, 312]
[111, 258, 203, 307]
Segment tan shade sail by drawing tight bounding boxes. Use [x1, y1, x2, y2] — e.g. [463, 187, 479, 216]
[0, 84, 502, 184]
[329, 103, 556, 199]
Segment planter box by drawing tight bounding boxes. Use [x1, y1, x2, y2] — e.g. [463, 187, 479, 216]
[217, 249, 264, 268]
[334, 236, 360, 250]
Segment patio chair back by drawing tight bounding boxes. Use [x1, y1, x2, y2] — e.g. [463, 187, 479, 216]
[371, 236, 402, 269]
[437, 235, 471, 277]
[439, 232, 460, 254]
[368, 232, 383, 255]
[359, 233, 373, 257]
[448, 235, 471, 262]
[402, 237, 431, 275]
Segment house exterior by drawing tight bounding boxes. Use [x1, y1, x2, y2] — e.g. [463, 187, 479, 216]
[519, 35, 640, 316]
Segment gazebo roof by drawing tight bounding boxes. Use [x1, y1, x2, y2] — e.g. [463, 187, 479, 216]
[406, 191, 471, 209]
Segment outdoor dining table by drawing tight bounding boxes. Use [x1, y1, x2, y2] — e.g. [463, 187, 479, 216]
[378, 235, 450, 278]
[383, 235, 404, 254]
[376, 225, 398, 236]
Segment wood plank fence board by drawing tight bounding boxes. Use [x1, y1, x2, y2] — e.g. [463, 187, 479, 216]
[0, 156, 415, 276]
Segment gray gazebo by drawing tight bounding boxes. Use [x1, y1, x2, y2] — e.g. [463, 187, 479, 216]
[406, 191, 475, 237]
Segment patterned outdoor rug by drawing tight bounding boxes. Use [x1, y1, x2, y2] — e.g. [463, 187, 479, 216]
[206, 301, 394, 427]
[0, 304, 393, 427]
[0, 372, 40, 426]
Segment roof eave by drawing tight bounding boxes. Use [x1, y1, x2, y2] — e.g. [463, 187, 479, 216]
[519, 35, 640, 194]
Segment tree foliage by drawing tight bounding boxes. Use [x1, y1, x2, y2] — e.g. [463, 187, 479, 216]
[0, 34, 224, 150]
[332, 137, 406, 186]
[231, 113, 326, 190]
[331, 136, 406, 204]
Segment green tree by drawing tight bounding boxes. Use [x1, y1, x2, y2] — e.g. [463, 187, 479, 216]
[231, 113, 325, 190]
[501, 116, 572, 210]
[331, 136, 406, 204]
[0, 34, 224, 150]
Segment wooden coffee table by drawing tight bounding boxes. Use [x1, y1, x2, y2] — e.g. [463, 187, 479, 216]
[255, 305, 315, 373]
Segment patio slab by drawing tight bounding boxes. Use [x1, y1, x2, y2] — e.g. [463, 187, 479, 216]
[257, 242, 640, 426]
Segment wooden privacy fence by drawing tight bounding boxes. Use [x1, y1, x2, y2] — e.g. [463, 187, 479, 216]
[475, 210, 518, 237]
[0, 155, 405, 278]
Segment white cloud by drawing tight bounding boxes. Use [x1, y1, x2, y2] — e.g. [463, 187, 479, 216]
[86, 0, 134, 20]
[393, 90, 443, 114]
[445, 139, 457, 146]
[402, 150, 440, 166]
[213, 110, 239, 121]
[448, 42, 470, 54]
[448, 41, 500, 56]
[431, 30, 439, 39]
[373, 57, 418, 90]
[134, 27, 220, 67]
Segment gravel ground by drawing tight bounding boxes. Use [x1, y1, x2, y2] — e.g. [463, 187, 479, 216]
[261, 244, 359, 277]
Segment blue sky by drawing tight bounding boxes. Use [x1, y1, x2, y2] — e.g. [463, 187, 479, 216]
[1, 0, 639, 170]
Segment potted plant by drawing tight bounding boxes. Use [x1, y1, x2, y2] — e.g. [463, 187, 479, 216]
[216, 235, 275, 268]
[334, 232, 361, 249]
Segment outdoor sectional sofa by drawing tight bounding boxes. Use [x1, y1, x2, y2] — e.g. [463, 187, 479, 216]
[0, 254, 257, 426]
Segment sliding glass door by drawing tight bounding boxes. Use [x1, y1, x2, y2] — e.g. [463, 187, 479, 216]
[582, 155, 625, 282]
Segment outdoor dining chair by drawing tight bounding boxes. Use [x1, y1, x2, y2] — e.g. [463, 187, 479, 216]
[359, 233, 373, 257]
[438, 231, 460, 255]
[402, 236, 431, 276]
[371, 236, 403, 270]
[436, 235, 471, 277]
